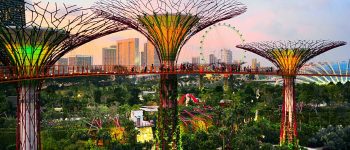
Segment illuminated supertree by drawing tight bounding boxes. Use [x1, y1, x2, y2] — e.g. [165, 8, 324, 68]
[236, 40, 346, 145]
[93, 0, 246, 149]
[0, 2, 127, 149]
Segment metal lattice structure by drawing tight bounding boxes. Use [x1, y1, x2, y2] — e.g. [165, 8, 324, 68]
[0, 2, 127, 149]
[93, 0, 247, 149]
[236, 40, 346, 145]
[299, 60, 350, 84]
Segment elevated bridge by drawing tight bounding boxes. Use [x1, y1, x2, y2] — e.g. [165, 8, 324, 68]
[0, 64, 348, 83]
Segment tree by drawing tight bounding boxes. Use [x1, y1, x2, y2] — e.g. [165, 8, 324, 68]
[108, 86, 131, 105]
[128, 88, 141, 105]
[342, 81, 350, 103]
[325, 82, 344, 105]
[0, 95, 12, 117]
[94, 90, 102, 104]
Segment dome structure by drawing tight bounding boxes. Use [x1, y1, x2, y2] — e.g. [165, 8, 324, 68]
[299, 60, 350, 84]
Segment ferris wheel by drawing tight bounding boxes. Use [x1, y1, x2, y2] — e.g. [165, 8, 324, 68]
[199, 22, 247, 64]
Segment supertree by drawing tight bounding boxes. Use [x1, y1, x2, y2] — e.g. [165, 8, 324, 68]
[93, 0, 246, 149]
[236, 40, 346, 145]
[0, 1, 127, 149]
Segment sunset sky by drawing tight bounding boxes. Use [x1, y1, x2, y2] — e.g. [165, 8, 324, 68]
[31, 0, 350, 66]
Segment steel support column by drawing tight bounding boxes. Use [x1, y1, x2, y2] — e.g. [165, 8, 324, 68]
[158, 73, 179, 150]
[280, 76, 297, 145]
[16, 80, 42, 150]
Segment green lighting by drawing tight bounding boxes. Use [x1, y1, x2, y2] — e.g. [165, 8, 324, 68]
[7, 44, 48, 66]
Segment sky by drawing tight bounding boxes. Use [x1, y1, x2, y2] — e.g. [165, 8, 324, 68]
[31, 0, 350, 66]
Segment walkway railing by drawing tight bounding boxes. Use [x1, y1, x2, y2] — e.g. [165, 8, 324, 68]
[0, 64, 348, 83]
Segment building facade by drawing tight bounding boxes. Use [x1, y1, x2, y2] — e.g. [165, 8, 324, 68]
[102, 45, 117, 65]
[209, 54, 217, 64]
[192, 57, 200, 65]
[116, 38, 140, 66]
[68, 55, 93, 73]
[252, 58, 258, 70]
[141, 41, 160, 67]
[55, 58, 68, 74]
[220, 49, 233, 64]
[0, 0, 26, 26]
[141, 51, 147, 66]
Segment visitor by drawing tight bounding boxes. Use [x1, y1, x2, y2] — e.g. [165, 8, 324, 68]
[144, 65, 148, 73]
[151, 64, 154, 72]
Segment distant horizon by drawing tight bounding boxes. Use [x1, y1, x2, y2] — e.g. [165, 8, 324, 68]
[31, 0, 350, 66]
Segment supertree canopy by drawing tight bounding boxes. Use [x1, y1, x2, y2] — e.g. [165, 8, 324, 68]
[237, 40, 346, 145]
[93, 0, 246, 149]
[93, 0, 246, 62]
[0, 2, 127, 149]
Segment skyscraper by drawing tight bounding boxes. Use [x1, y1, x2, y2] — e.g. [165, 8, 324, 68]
[0, 0, 26, 26]
[251, 58, 261, 70]
[220, 49, 233, 64]
[68, 55, 93, 66]
[68, 55, 93, 73]
[252, 58, 257, 70]
[192, 57, 200, 64]
[209, 54, 217, 64]
[102, 45, 117, 65]
[116, 38, 140, 66]
[55, 58, 68, 74]
[144, 41, 160, 66]
[141, 51, 146, 66]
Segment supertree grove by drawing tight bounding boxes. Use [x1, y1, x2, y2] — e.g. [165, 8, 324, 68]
[93, 0, 247, 149]
[0, 1, 127, 149]
[236, 40, 346, 145]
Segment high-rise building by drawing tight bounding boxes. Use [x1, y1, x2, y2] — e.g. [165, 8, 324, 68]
[144, 41, 160, 66]
[56, 58, 68, 66]
[116, 38, 140, 66]
[102, 45, 117, 65]
[55, 58, 68, 74]
[251, 58, 261, 70]
[220, 49, 233, 64]
[68, 55, 93, 73]
[68, 55, 93, 66]
[141, 51, 146, 66]
[209, 54, 217, 64]
[0, 0, 26, 26]
[192, 57, 200, 64]
[252, 58, 257, 70]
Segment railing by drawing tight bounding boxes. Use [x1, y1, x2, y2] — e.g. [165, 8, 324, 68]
[0, 64, 349, 83]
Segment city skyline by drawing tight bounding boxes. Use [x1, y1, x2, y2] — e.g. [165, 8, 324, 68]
[30, 0, 350, 66]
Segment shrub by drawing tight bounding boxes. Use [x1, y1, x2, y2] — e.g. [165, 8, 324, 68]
[308, 125, 350, 149]
[0, 128, 16, 150]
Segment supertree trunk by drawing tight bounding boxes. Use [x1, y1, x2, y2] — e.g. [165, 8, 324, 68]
[223, 75, 229, 92]
[199, 74, 204, 90]
[236, 40, 346, 146]
[158, 72, 179, 149]
[16, 80, 42, 150]
[280, 76, 297, 145]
